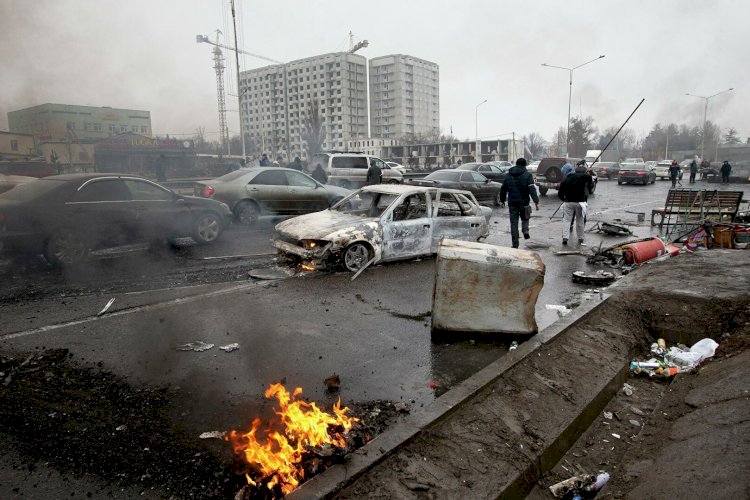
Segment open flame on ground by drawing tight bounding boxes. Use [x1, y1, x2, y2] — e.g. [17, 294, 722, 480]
[226, 383, 359, 495]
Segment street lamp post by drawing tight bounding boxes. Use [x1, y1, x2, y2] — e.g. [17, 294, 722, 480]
[685, 88, 734, 160]
[475, 99, 487, 161]
[541, 55, 605, 156]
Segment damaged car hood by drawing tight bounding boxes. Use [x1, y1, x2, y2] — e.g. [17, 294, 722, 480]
[275, 210, 378, 240]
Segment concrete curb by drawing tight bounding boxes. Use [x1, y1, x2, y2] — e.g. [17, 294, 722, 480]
[288, 294, 613, 499]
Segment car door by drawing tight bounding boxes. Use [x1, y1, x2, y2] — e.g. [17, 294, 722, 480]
[284, 170, 328, 213]
[468, 171, 494, 202]
[122, 178, 191, 239]
[65, 178, 135, 248]
[246, 170, 289, 213]
[429, 191, 485, 252]
[477, 164, 499, 182]
[381, 192, 432, 261]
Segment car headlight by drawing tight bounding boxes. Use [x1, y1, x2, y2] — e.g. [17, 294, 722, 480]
[300, 239, 329, 249]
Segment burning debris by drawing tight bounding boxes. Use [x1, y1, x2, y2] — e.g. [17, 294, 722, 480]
[227, 383, 362, 496]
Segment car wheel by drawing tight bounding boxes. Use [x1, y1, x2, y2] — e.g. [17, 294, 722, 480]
[44, 230, 89, 266]
[235, 200, 260, 226]
[617, 180, 622, 185]
[193, 212, 223, 244]
[538, 187, 549, 196]
[494, 191, 503, 207]
[343, 242, 372, 272]
[387, 178, 400, 184]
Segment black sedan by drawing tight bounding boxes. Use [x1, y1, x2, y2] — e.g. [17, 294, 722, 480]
[0, 174, 232, 266]
[406, 169, 502, 206]
[617, 163, 656, 185]
[456, 162, 509, 182]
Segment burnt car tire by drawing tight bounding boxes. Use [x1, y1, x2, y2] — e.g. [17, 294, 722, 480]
[343, 242, 372, 272]
[193, 212, 223, 244]
[235, 201, 260, 226]
[44, 230, 89, 267]
[538, 187, 549, 196]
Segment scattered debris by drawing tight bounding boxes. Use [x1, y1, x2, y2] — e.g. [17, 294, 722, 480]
[630, 337, 719, 378]
[592, 221, 633, 236]
[572, 270, 616, 286]
[115, 424, 127, 432]
[603, 411, 613, 420]
[629, 419, 641, 427]
[176, 341, 215, 352]
[546, 304, 572, 316]
[549, 472, 609, 498]
[393, 402, 410, 413]
[611, 433, 620, 439]
[509, 341, 519, 351]
[324, 373, 341, 392]
[97, 298, 116, 316]
[622, 383, 635, 396]
[630, 406, 645, 416]
[199, 431, 226, 440]
[218, 343, 240, 353]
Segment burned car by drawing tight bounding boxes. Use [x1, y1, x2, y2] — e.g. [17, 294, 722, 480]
[272, 185, 492, 271]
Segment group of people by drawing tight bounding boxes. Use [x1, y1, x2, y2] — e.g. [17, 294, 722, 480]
[669, 158, 733, 187]
[499, 158, 593, 248]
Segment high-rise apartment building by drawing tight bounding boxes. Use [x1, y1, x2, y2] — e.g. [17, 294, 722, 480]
[369, 55, 439, 140]
[239, 52, 368, 159]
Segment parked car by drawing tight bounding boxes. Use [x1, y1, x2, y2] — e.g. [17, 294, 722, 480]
[405, 169, 503, 206]
[272, 185, 491, 271]
[645, 161, 658, 169]
[527, 160, 541, 175]
[0, 174, 232, 266]
[309, 152, 403, 189]
[0, 174, 36, 194]
[487, 160, 513, 168]
[456, 162, 509, 182]
[622, 157, 645, 165]
[385, 162, 407, 175]
[653, 160, 682, 180]
[617, 163, 656, 185]
[534, 157, 597, 195]
[591, 162, 621, 179]
[194, 167, 350, 226]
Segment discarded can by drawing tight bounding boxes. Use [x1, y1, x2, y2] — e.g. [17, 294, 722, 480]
[509, 341, 519, 351]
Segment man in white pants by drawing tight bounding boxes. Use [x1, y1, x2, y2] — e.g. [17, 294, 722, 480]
[558, 162, 594, 245]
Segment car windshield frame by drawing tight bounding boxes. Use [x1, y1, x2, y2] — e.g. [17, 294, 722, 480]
[330, 189, 401, 218]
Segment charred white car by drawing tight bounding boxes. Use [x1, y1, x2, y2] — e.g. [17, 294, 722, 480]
[272, 185, 492, 271]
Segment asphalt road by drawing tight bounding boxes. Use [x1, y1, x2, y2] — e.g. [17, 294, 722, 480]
[0, 179, 688, 416]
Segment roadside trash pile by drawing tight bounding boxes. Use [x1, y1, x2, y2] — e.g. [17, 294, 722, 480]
[629, 338, 719, 379]
[549, 472, 610, 499]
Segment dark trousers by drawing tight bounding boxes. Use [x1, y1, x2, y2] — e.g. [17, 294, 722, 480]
[722, 174, 730, 183]
[689, 172, 696, 183]
[509, 206, 529, 248]
[671, 176, 678, 188]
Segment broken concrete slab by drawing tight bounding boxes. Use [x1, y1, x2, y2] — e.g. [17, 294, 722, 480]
[431, 239, 545, 335]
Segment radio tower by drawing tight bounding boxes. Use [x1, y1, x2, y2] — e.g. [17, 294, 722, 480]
[212, 30, 230, 154]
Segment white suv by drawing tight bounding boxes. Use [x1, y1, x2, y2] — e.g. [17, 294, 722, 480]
[310, 152, 403, 189]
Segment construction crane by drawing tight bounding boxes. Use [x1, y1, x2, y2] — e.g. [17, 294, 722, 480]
[347, 31, 369, 54]
[196, 30, 230, 154]
[196, 34, 283, 65]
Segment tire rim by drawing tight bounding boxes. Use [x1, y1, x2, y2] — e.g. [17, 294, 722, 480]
[197, 215, 220, 241]
[344, 243, 369, 271]
[238, 204, 258, 225]
[51, 233, 87, 264]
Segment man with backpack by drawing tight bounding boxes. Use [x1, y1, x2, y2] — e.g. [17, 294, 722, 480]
[499, 158, 540, 249]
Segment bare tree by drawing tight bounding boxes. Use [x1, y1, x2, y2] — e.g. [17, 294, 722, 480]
[723, 127, 742, 145]
[522, 132, 547, 159]
[301, 101, 325, 157]
[567, 116, 598, 157]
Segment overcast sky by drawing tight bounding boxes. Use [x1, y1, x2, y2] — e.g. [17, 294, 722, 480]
[1, 0, 748, 144]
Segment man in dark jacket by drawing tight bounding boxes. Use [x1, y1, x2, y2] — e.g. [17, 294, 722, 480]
[669, 160, 681, 188]
[499, 158, 540, 249]
[367, 159, 382, 185]
[558, 163, 593, 245]
[259, 154, 270, 166]
[311, 163, 328, 184]
[721, 160, 732, 183]
[689, 158, 698, 184]
[287, 156, 303, 172]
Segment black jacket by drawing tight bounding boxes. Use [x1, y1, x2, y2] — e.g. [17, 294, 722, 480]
[721, 162, 732, 175]
[558, 171, 593, 203]
[311, 165, 328, 184]
[500, 166, 539, 207]
[367, 164, 382, 185]
[287, 160, 303, 171]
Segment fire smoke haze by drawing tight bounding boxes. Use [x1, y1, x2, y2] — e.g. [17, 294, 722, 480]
[1, 0, 748, 142]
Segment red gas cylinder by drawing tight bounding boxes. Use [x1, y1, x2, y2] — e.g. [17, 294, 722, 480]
[622, 238, 667, 265]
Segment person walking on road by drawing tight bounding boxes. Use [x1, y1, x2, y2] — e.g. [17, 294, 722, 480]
[367, 159, 382, 185]
[499, 158, 540, 249]
[721, 160, 732, 183]
[689, 158, 698, 184]
[560, 161, 574, 179]
[669, 160, 681, 188]
[311, 163, 328, 184]
[558, 162, 593, 246]
[259, 154, 270, 166]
